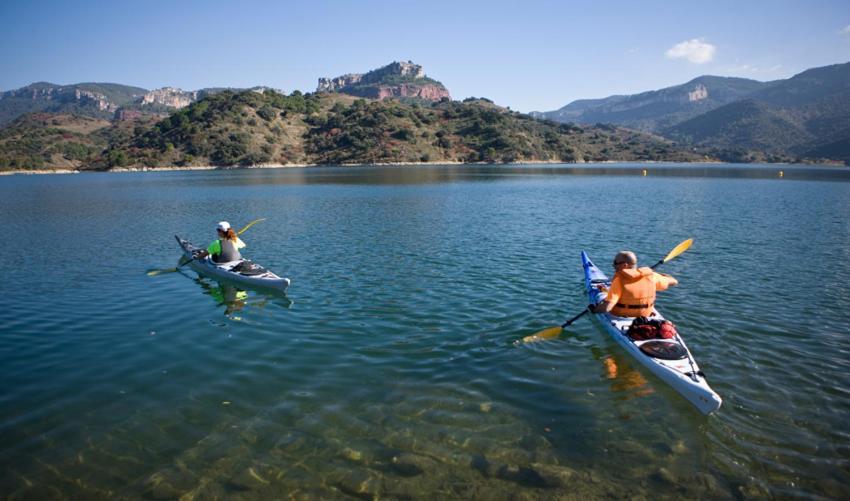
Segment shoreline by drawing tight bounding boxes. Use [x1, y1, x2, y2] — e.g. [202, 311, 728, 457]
[1, 158, 845, 176]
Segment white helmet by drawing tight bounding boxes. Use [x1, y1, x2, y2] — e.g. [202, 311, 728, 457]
[216, 221, 231, 232]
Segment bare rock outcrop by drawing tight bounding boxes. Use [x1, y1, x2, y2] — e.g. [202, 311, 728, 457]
[317, 61, 450, 101]
[688, 84, 708, 102]
[140, 87, 198, 109]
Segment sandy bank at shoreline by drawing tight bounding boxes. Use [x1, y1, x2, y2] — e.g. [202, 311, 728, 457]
[4, 158, 841, 177]
[0, 160, 548, 176]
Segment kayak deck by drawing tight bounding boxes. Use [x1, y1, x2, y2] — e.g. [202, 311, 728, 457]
[175, 235, 290, 292]
[582, 251, 721, 415]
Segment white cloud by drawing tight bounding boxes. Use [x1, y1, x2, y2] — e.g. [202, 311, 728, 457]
[665, 39, 716, 64]
[841, 25, 850, 35]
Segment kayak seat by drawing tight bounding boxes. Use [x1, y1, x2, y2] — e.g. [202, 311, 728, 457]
[639, 340, 688, 360]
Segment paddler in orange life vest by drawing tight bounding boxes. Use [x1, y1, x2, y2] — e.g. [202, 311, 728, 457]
[590, 251, 678, 317]
[204, 221, 246, 263]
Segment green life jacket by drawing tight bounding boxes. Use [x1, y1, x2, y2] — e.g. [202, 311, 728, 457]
[207, 238, 242, 263]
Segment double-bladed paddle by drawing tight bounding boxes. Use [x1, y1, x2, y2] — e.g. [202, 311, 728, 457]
[522, 238, 693, 343]
[146, 218, 266, 276]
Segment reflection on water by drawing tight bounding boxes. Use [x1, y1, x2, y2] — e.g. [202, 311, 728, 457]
[2, 164, 850, 498]
[601, 355, 654, 399]
[141, 163, 850, 188]
[186, 273, 292, 317]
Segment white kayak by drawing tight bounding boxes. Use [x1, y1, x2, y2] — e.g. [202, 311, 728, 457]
[582, 251, 721, 415]
[175, 235, 290, 292]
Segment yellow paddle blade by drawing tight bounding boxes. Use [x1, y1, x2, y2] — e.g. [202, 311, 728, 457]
[148, 255, 191, 276]
[237, 218, 266, 235]
[146, 267, 177, 277]
[522, 325, 564, 343]
[661, 238, 693, 264]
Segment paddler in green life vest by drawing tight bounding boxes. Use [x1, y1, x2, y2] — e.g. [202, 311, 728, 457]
[590, 250, 678, 316]
[204, 221, 246, 263]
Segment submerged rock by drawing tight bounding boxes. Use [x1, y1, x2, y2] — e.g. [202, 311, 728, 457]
[391, 452, 437, 477]
[144, 468, 196, 499]
[694, 472, 721, 493]
[470, 453, 492, 477]
[495, 464, 549, 488]
[651, 467, 678, 485]
[341, 447, 364, 462]
[227, 466, 272, 491]
[333, 469, 380, 499]
[529, 462, 576, 487]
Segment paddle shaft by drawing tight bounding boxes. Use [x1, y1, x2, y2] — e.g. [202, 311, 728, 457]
[562, 308, 590, 327]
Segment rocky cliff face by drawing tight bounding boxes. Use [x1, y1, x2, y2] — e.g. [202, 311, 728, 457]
[688, 84, 708, 102]
[140, 87, 198, 109]
[75, 89, 114, 111]
[1, 85, 116, 111]
[346, 83, 450, 101]
[317, 61, 450, 101]
[317, 74, 364, 92]
[0, 82, 148, 125]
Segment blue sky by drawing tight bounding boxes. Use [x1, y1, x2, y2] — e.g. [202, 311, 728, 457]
[2, 0, 849, 112]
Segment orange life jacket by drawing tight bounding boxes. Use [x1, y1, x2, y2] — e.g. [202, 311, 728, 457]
[610, 267, 657, 317]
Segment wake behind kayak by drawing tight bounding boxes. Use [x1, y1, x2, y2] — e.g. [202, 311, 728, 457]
[175, 235, 290, 292]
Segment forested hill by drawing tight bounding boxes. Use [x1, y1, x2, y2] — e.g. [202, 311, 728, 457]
[0, 90, 705, 171]
[532, 61, 850, 164]
[0, 82, 149, 125]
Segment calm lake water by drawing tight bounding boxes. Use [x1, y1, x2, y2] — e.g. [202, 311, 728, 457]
[1, 163, 849, 499]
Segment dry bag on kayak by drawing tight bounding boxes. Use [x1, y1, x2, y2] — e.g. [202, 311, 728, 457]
[627, 317, 678, 341]
[657, 320, 677, 339]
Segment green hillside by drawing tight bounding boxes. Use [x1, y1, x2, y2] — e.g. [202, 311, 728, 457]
[663, 64, 850, 161]
[666, 100, 811, 151]
[0, 113, 109, 169]
[0, 82, 149, 125]
[535, 76, 768, 131]
[0, 90, 706, 171]
[117, 90, 704, 168]
[533, 62, 850, 163]
[0, 112, 157, 170]
[74, 82, 149, 104]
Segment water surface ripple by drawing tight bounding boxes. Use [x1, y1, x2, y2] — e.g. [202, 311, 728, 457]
[1, 164, 848, 498]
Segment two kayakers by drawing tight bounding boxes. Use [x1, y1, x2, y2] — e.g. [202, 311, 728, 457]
[590, 250, 678, 317]
[201, 221, 246, 263]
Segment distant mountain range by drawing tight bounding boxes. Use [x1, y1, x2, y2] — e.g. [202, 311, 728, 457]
[0, 61, 449, 128]
[0, 82, 279, 126]
[2, 60, 849, 171]
[532, 75, 768, 132]
[0, 61, 706, 171]
[532, 62, 850, 163]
